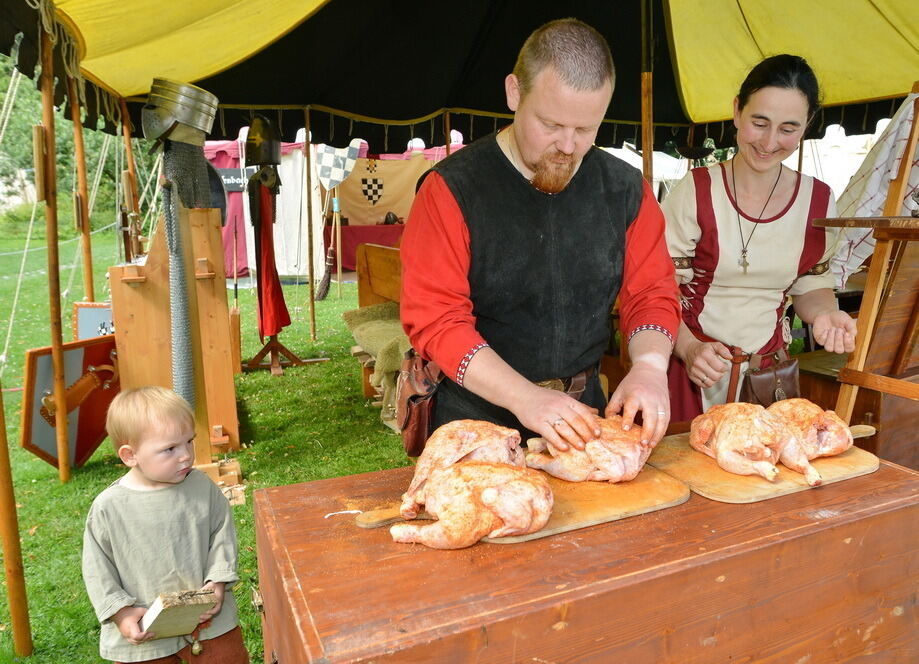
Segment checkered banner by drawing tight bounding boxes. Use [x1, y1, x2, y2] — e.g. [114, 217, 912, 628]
[361, 177, 384, 205]
[315, 138, 363, 190]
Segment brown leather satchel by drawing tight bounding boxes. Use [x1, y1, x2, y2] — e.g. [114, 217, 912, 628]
[738, 348, 800, 407]
[395, 348, 443, 457]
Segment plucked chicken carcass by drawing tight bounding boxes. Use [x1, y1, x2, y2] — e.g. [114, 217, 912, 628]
[399, 419, 525, 519]
[689, 402, 792, 481]
[525, 414, 650, 482]
[390, 461, 553, 549]
[766, 398, 854, 486]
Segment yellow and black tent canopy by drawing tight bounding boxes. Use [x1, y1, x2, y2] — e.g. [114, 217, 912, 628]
[4, 0, 918, 151]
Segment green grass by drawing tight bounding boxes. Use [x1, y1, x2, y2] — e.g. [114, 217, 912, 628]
[0, 230, 406, 662]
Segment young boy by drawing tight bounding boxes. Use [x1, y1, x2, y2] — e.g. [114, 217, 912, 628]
[82, 386, 249, 663]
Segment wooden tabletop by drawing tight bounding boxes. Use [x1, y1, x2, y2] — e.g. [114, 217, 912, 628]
[813, 216, 919, 229]
[255, 461, 919, 663]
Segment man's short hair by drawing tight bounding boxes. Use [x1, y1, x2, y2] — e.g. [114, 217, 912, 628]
[106, 386, 195, 450]
[513, 18, 615, 96]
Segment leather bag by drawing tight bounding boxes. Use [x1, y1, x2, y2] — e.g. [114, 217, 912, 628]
[395, 348, 442, 457]
[738, 348, 800, 407]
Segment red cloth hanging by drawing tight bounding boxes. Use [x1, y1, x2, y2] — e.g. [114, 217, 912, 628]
[255, 183, 291, 340]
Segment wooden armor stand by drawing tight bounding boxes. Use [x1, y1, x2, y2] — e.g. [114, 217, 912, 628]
[109, 206, 241, 485]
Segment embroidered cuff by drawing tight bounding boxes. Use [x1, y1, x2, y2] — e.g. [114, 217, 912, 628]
[806, 260, 830, 275]
[672, 256, 693, 270]
[628, 324, 674, 346]
[456, 343, 489, 386]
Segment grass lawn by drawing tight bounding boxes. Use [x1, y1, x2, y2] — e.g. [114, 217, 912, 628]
[0, 229, 406, 662]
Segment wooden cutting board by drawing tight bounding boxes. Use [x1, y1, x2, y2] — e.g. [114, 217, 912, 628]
[355, 465, 689, 543]
[647, 425, 879, 504]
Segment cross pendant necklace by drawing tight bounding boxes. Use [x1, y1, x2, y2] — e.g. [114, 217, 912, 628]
[731, 159, 782, 274]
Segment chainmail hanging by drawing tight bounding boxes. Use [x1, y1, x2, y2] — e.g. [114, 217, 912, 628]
[160, 140, 213, 408]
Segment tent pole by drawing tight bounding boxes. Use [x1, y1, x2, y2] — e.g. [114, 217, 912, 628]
[304, 109, 317, 340]
[443, 112, 452, 156]
[68, 77, 95, 302]
[40, 27, 71, 483]
[119, 98, 141, 222]
[334, 185, 342, 298]
[640, 0, 654, 184]
[0, 381, 32, 656]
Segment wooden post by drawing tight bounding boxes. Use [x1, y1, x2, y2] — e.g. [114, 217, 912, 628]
[119, 98, 141, 218]
[443, 112, 452, 157]
[0, 382, 33, 655]
[304, 109, 317, 341]
[334, 185, 342, 298]
[68, 77, 95, 301]
[40, 28, 71, 483]
[640, 0, 654, 184]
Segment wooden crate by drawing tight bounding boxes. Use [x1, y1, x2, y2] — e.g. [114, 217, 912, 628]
[254, 462, 918, 663]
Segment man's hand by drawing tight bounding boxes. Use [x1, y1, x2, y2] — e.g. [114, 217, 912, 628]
[606, 355, 670, 446]
[198, 581, 226, 623]
[678, 339, 732, 389]
[811, 309, 856, 353]
[511, 384, 599, 452]
[111, 605, 154, 645]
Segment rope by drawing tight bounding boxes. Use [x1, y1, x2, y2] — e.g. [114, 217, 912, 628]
[0, 68, 22, 149]
[0, 200, 39, 377]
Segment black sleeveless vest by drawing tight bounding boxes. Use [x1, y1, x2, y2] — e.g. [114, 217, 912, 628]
[430, 134, 645, 431]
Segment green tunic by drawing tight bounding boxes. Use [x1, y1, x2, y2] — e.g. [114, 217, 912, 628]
[82, 469, 240, 662]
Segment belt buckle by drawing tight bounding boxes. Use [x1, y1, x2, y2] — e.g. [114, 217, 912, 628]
[536, 378, 565, 392]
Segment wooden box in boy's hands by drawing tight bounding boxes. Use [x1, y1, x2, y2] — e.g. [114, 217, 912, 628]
[254, 463, 918, 663]
[140, 589, 215, 638]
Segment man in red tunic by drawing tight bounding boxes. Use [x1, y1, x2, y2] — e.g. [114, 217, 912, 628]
[401, 19, 680, 449]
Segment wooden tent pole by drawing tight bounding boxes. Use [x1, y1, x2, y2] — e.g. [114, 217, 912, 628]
[443, 112, 452, 156]
[0, 382, 33, 655]
[304, 109, 317, 341]
[119, 98, 141, 220]
[334, 185, 342, 298]
[40, 28, 71, 483]
[68, 77, 95, 301]
[640, 0, 654, 184]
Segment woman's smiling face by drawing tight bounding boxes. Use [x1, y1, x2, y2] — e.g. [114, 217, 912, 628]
[733, 85, 809, 173]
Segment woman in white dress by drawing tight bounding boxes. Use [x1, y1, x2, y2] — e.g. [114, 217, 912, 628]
[663, 54, 857, 421]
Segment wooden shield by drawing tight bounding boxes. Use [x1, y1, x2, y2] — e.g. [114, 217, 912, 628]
[20, 335, 119, 468]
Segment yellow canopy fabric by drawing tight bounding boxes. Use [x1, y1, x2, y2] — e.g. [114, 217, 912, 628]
[55, 0, 331, 97]
[666, 0, 919, 123]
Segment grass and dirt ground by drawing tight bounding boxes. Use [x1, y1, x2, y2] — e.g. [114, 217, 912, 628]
[0, 230, 404, 662]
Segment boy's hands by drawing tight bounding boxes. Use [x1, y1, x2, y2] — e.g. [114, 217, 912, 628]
[198, 581, 225, 623]
[112, 605, 155, 644]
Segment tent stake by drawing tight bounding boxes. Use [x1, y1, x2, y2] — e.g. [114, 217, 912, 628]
[69, 77, 95, 301]
[39, 27, 71, 483]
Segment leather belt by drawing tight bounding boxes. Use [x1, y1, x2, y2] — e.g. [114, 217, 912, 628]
[535, 366, 595, 400]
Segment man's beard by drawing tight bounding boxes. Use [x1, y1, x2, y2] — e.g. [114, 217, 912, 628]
[529, 152, 575, 194]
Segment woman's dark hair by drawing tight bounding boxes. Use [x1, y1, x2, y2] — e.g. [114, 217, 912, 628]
[737, 54, 821, 120]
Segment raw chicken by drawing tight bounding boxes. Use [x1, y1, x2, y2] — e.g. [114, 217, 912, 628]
[689, 403, 792, 481]
[390, 461, 553, 549]
[525, 414, 650, 482]
[399, 420, 524, 519]
[766, 398, 854, 486]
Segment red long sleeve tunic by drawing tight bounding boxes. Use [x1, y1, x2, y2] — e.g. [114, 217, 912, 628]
[401, 170, 679, 384]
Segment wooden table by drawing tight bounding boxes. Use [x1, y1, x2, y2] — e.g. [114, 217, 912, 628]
[254, 462, 919, 663]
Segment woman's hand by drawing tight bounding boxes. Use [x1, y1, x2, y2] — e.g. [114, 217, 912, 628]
[679, 339, 732, 388]
[112, 605, 154, 645]
[811, 310, 856, 353]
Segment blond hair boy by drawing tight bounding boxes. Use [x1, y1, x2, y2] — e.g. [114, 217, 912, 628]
[82, 386, 249, 663]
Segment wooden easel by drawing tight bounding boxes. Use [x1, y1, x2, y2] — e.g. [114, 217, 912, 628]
[813, 82, 919, 468]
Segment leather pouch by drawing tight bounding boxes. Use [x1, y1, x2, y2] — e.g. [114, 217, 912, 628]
[395, 348, 442, 457]
[739, 348, 800, 407]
